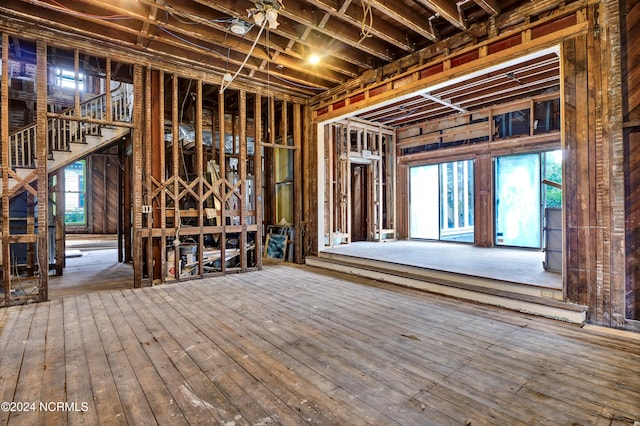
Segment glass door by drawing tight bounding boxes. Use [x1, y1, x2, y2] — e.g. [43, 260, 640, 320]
[409, 160, 474, 242]
[495, 153, 541, 248]
[409, 164, 439, 239]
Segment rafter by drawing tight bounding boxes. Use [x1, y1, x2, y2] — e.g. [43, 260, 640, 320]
[473, 0, 500, 15]
[368, 0, 437, 41]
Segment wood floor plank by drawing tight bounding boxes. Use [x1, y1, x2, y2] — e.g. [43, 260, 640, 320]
[219, 272, 556, 424]
[0, 306, 33, 425]
[86, 292, 156, 425]
[114, 290, 219, 424]
[208, 291, 464, 425]
[38, 299, 68, 426]
[227, 278, 532, 425]
[9, 303, 49, 425]
[237, 266, 640, 423]
[196, 278, 459, 423]
[75, 294, 127, 424]
[62, 296, 99, 425]
[160, 283, 353, 425]
[135, 286, 269, 425]
[98, 291, 189, 425]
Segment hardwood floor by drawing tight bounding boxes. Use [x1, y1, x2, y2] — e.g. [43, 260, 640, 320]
[0, 263, 639, 425]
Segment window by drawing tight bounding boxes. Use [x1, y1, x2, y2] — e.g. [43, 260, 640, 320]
[55, 68, 85, 91]
[64, 161, 86, 225]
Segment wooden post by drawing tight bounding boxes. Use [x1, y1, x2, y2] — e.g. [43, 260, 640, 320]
[124, 141, 133, 263]
[132, 64, 144, 288]
[239, 90, 248, 270]
[1, 33, 11, 303]
[27, 193, 35, 276]
[293, 103, 302, 263]
[171, 74, 179, 279]
[304, 106, 318, 256]
[218, 91, 226, 273]
[55, 168, 65, 275]
[74, 50, 80, 119]
[36, 40, 49, 301]
[150, 70, 163, 281]
[474, 154, 494, 247]
[118, 142, 124, 263]
[105, 58, 112, 122]
[254, 94, 263, 269]
[158, 71, 167, 283]
[195, 80, 203, 276]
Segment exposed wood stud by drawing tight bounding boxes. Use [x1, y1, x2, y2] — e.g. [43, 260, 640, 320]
[1, 32, 10, 304]
[196, 80, 204, 277]
[36, 39, 48, 301]
[55, 169, 65, 276]
[294, 103, 302, 263]
[74, 49, 80, 118]
[132, 64, 144, 288]
[254, 94, 263, 269]
[218, 91, 227, 274]
[106, 58, 112, 122]
[239, 89, 248, 270]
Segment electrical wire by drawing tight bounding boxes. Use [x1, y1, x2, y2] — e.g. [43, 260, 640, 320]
[270, 74, 326, 91]
[158, 27, 228, 60]
[358, 0, 374, 44]
[219, 18, 268, 93]
[47, 0, 129, 20]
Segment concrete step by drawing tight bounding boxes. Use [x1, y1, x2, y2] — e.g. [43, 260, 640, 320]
[305, 255, 587, 324]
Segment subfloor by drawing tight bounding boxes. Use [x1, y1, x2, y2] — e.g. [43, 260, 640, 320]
[0, 264, 638, 425]
[323, 240, 563, 289]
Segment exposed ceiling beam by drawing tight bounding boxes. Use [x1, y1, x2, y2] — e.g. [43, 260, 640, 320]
[305, 0, 416, 51]
[472, 0, 500, 16]
[137, 0, 159, 48]
[368, 0, 437, 41]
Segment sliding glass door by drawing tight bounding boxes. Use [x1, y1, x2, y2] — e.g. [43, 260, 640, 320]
[410, 165, 439, 239]
[409, 160, 474, 242]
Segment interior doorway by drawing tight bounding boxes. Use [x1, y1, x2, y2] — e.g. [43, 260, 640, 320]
[351, 163, 369, 242]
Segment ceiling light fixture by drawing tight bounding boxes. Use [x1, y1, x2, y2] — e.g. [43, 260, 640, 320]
[248, 0, 284, 30]
[229, 19, 251, 35]
[309, 54, 320, 65]
[220, 0, 284, 93]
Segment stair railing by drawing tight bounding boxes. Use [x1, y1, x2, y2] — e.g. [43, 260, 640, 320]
[8, 82, 133, 169]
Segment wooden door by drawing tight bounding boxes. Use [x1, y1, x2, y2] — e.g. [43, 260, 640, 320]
[351, 163, 368, 241]
[90, 154, 119, 234]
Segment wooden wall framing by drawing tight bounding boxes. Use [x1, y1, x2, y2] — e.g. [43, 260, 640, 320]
[322, 119, 396, 247]
[1, 29, 308, 301]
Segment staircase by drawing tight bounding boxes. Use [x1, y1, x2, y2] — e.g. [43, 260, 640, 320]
[5, 83, 133, 189]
